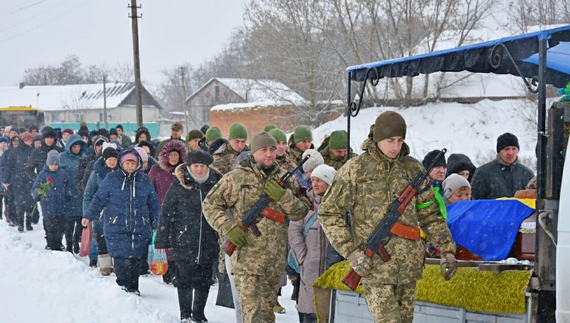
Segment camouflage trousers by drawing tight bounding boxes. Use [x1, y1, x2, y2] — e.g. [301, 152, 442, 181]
[233, 271, 281, 323]
[362, 281, 416, 323]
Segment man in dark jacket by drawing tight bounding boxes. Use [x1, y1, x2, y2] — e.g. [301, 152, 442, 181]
[74, 136, 107, 195]
[27, 126, 64, 182]
[4, 132, 35, 232]
[155, 121, 185, 159]
[0, 136, 19, 226]
[471, 132, 534, 199]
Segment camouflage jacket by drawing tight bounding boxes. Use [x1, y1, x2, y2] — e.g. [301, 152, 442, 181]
[202, 155, 310, 275]
[211, 142, 249, 175]
[319, 146, 358, 170]
[276, 153, 297, 172]
[287, 134, 314, 164]
[319, 138, 455, 284]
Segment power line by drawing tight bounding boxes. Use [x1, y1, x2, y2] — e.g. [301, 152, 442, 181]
[0, 0, 49, 18]
[0, 0, 88, 44]
[0, 0, 69, 33]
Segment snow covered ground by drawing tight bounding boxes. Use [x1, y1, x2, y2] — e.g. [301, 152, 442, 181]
[0, 220, 300, 323]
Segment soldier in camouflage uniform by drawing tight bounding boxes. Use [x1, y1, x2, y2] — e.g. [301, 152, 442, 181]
[318, 111, 458, 323]
[287, 125, 314, 163]
[318, 130, 358, 170]
[211, 123, 250, 174]
[269, 128, 296, 171]
[203, 132, 310, 323]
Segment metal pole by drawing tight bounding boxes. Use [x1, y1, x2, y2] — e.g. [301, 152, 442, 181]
[346, 72, 352, 162]
[181, 66, 188, 132]
[103, 75, 108, 129]
[129, 0, 143, 128]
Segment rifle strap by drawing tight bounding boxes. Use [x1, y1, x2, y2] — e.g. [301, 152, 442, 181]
[390, 222, 420, 240]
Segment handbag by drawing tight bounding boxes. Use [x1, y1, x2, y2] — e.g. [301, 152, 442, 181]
[148, 232, 168, 275]
[288, 212, 319, 274]
[79, 222, 92, 257]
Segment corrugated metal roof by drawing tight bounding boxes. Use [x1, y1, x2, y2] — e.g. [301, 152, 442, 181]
[0, 83, 135, 111]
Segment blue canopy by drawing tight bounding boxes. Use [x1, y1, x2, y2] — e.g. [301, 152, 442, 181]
[347, 25, 570, 88]
[447, 200, 535, 261]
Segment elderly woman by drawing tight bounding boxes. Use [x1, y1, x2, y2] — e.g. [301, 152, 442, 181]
[154, 150, 222, 323]
[288, 164, 337, 323]
[82, 149, 159, 295]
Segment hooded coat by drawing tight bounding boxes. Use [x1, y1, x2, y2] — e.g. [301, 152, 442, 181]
[154, 163, 222, 263]
[27, 128, 63, 180]
[446, 153, 477, 183]
[31, 164, 72, 217]
[148, 140, 187, 207]
[59, 134, 88, 216]
[82, 156, 118, 217]
[84, 149, 159, 258]
[4, 141, 35, 206]
[75, 136, 107, 194]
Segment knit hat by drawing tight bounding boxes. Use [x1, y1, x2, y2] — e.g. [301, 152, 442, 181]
[120, 152, 138, 164]
[264, 124, 277, 132]
[46, 150, 60, 166]
[250, 132, 277, 153]
[102, 147, 119, 161]
[63, 128, 74, 135]
[311, 164, 337, 185]
[269, 128, 287, 143]
[293, 125, 313, 144]
[443, 174, 471, 199]
[80, 121, 88, 128]
[373, 111, 406, 142]
[206, 127, 222, 142]
[171, 121, 183, 131]
[496, 132, 520, 153]
[422, 149, 447, 169]
[228, 123, 248, 140]
[116, 124, 124, 131]
[186, 129, 204, 142]
[0, 137, 8, 144]
[329, 130, 348, 149]
[20, 131, 33, 142]
[98, 128, 110, 139]
[185, 149, 214, 165]
[302, 149, 324, 173]
[33, 134, 42, 143]
[41, 126, 57, 139]
[134, 147, 148, 162]
[78, 128, 89, 138]
[109, 128, 118, 137]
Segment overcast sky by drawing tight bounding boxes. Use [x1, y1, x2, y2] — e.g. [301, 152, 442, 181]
[0, 0, 245, 86]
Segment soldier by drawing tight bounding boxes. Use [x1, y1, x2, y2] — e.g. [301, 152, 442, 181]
[211, 123, 250, 174]
[269, 128, 296, 171]
[318, 130, 357, 170]
[287, 125, 314, 163]
[318, 111, 458, 323]
[186, 129, 204, 152]
[203, 132, 310, 323]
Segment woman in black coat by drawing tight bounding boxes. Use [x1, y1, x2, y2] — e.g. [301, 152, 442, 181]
[154, 150, 222, 323]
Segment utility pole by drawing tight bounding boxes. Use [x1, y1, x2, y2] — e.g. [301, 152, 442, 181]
[181, 66, 188, 132]
[103, 75, 108, 129]
[128, 0, 143, 128]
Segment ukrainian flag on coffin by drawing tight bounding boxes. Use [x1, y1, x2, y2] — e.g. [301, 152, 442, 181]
[446, 200, 535, 261]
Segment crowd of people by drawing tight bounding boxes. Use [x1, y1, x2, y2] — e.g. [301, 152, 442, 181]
[0, 112, 536, 323]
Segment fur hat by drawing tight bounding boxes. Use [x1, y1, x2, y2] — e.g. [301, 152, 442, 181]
[228, 123, 248, 140]
[269, 128, 287, 143]
[250, 132, 277, 153]
[293, 125, 313, 144]
[46, 150, 60, 166]
[302, 149, 324, 173]
[20, 131, 34, 142]
[423, 149, 447, 169]
[311, 164, 336, 185]
[102, 147, 119, 161]
[443, 174, 471, 199]
[329, 130, 348, 149]
[41, 126, 57, 139]
[185, 149, 214, 165]
[496, 132, 520, 153]
[206, 127, 222, 142]
[373, 111, 406, 142]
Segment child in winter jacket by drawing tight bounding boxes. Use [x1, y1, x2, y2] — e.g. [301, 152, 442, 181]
[31, 150, 72, 250]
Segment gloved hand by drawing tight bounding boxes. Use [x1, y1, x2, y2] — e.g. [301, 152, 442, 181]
[226, 226, 248, 247]
[440, 252, 458, 281]
[347, 249, 373, 277]
[264, 180, 286, 202]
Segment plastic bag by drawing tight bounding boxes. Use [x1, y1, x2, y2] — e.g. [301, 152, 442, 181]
[148, 232, 168, 275]
[79, 223, 92, 257]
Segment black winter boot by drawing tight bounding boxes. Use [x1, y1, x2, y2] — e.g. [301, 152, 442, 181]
[192, 288, 210, 322]
[177, 288, 193, 321]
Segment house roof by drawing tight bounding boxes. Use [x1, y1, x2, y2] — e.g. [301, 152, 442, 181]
[0, 82, 160, 111]
[186, 77, 306, 104]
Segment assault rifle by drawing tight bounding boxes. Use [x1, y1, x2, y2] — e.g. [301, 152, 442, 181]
[342, 149, 447, 291]
[222, 154, 311, 256]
